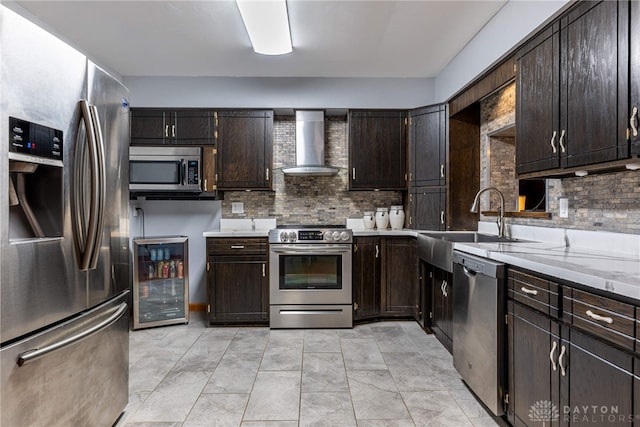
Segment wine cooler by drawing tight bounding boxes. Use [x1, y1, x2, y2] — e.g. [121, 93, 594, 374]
[132, 236, 189, 329]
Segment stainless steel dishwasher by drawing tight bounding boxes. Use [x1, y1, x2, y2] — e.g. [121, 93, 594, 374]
[452, 250, 506, 416]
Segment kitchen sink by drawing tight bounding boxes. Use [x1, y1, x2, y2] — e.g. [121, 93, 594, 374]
[419, 231, 523, 243]
[417, 231, 526, 272]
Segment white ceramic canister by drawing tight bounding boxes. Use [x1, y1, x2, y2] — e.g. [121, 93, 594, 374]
[389, 205, 405, 230]
[375, 207, 389, 230]
[363, 211, 375, 229]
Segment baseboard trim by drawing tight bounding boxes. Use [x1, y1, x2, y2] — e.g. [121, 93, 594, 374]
[189, 303, 207, 312]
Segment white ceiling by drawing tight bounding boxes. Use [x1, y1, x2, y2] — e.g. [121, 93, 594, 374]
[13, 0, 507, 79]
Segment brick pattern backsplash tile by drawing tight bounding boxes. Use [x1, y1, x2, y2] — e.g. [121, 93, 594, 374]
[481, 83, 640, 234]
[221, 115, 403, 225]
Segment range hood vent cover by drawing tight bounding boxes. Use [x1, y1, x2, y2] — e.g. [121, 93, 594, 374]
[282, 110, 340, 176]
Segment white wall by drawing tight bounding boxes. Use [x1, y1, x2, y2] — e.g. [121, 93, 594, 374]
[123, 76, 435, 109]
[129, 200, 222, 304]
[435, 0, 571, 102]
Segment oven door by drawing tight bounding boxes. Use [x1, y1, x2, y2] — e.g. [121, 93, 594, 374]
[269, 244, 352, 305]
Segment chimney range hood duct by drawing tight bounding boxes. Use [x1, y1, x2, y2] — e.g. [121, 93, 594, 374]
[282, 110, 339, 176]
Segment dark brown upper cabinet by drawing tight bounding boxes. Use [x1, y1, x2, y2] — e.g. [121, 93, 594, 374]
[215, 110, 273, 191]
[408, 104, 447, 187]
[630, 0, 640, 157]
[408, 186, 446, 231]
[516, 1, 630, 175]
[348, 110, 407, 190]
[130, 109, 215, 145]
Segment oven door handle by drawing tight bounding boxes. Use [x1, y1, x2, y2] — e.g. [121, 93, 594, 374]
[270, 245, 352, 254]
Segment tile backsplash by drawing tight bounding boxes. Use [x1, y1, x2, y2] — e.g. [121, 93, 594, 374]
[481, 83, 640, 234]
[221, 116, 402, 225]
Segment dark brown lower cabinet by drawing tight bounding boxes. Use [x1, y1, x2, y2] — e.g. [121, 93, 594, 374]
[353, 236, 418, 323]
[381, 237, 418, 318]
[207, 238, 268, 324]
[508, 293, 635, 427]
[353, 237, 381, 321]
[507, 300, 560, 426]
[560, 328, 634, 427]
[428, 265, 453, 353]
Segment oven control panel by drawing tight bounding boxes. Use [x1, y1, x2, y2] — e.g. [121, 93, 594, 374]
[269, 228, 353, 244]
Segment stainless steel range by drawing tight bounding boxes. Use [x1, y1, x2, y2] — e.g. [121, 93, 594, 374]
[269, 226, 353, 328]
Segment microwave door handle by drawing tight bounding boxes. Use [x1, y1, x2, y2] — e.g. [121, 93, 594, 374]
[181, 159, 186, 186]
[87, 104, 106, 270]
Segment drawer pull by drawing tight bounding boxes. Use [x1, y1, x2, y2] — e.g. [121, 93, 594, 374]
[558, 345, 566, 377]
[230, 245, 245, 249]
[549, 341, 557, 371]
[585, 309, 613, 324]
[520, 286, 538, 296]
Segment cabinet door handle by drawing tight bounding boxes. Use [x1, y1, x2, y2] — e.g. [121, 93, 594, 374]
[585, 309, 613, 324]
[440, 281, 445, 295]
[520, 286, 538, 296]
[443, 280, 448, 297]
[266, 168, 270, 181]
[550, 130, 557, 153]
[172, 124, 176, 138]
[165, 124, 169, 138]
[440, 211, 445, 225]
[352, 168, 356, 180]
[630, 106, 638, 137]
[375, 244, 379, 258]
[558, 344, 566, 377]
[204, 179, 208, 192]
[549, 340, 558, 371]
[440, 164, 445, 178]
[262, 263, 266, 277]
[230, 245, 245, 249]
[559, 129, 566, 153]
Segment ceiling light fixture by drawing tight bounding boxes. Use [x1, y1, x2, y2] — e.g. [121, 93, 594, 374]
[236, 0, 292, 55]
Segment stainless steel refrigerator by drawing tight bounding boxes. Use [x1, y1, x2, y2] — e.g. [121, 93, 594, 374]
[0, 6, 131, 426]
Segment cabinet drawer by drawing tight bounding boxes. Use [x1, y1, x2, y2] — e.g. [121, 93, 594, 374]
[207, 238, 266, 255]
[508, 269, 559, 317]
[564, 288, 635, 351]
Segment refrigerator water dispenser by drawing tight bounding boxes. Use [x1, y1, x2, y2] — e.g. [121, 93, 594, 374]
[8, 117, 63, 241]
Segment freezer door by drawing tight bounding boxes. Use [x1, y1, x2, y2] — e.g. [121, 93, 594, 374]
[0, 6, 88, 343]
[0, 292, 129, 426]
[86, 62, 131, 308]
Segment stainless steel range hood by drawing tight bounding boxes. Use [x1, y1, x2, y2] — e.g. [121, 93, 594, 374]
[282, 110, 340, 176]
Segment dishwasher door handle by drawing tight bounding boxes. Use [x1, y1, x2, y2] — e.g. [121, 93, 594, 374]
[462, 266, 477, 278]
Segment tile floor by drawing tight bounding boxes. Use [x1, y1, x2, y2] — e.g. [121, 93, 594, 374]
[117, 314, 498, 426]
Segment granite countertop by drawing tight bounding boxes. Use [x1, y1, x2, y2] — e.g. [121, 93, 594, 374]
[454, 240, 640, 303]
[203, 218, 640, 302]
[202, 228, 419, 238]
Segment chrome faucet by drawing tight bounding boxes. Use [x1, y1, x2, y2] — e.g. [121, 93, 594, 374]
[470, 187, 505, 238]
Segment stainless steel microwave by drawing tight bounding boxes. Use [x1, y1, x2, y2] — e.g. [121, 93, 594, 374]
[129, 146, 201, 192]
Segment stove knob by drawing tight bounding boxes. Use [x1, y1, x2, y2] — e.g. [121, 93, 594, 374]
[340, 231, 350, 241]
[280, 231, 289, 242]
[324, 231, 333, 241]
[288, 231, 297, 242]
[332, 231, 341, 241]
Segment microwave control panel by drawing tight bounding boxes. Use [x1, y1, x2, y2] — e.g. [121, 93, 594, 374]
[187, 160, 199, 185]
[9, 117, 63, 161]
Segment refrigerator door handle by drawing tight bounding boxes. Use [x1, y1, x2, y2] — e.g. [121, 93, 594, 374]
[73, 101, 105, 271]
[16, 302, 128, 367]
[87, 104, 106, 270]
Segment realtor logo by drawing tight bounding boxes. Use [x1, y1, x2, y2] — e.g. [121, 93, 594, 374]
[529, 400, 560, 426]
